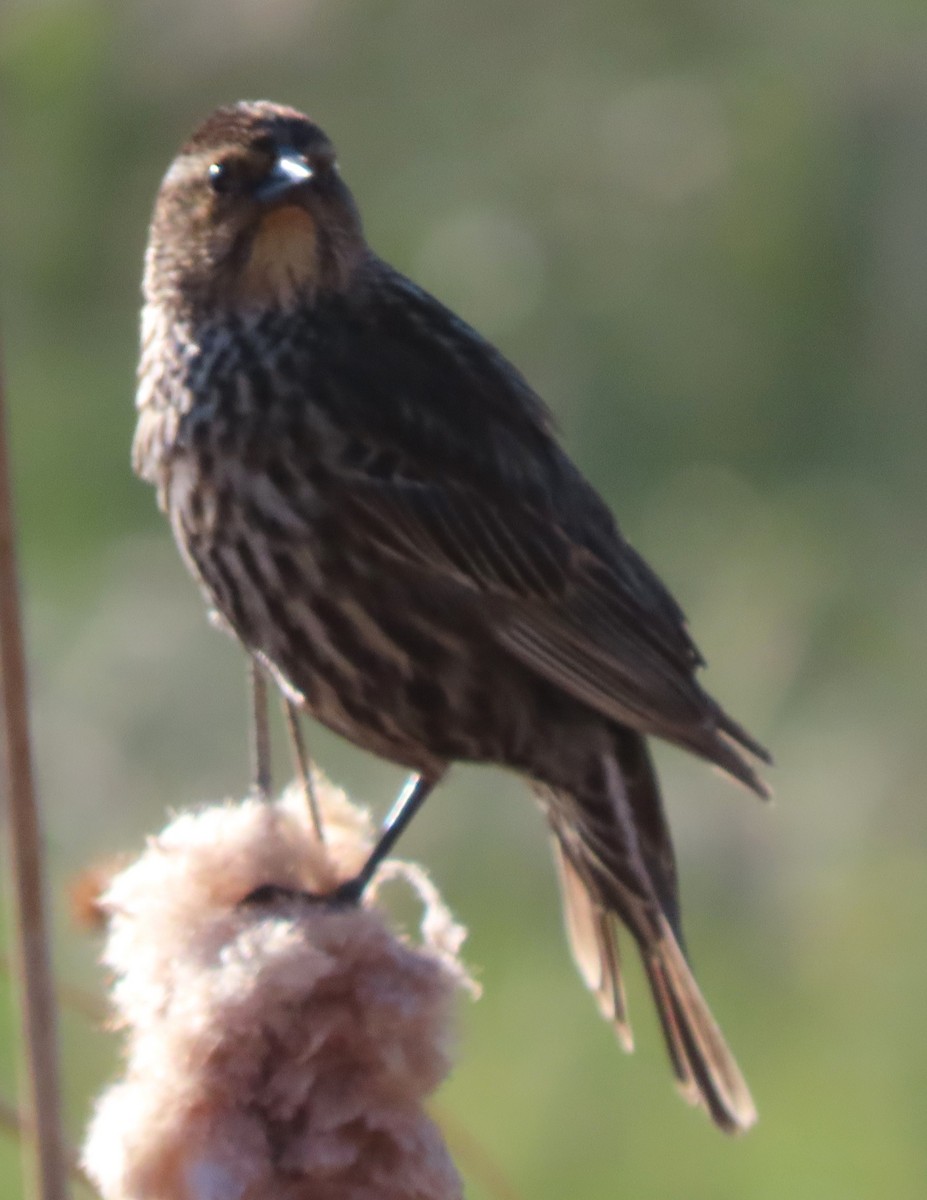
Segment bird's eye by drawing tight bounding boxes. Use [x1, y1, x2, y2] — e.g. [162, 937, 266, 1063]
[208, 160, 235, 195]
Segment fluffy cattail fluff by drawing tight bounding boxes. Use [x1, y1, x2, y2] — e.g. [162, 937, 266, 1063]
[82, 778, 474, 1200]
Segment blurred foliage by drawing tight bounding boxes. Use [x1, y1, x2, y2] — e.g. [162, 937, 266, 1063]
[2, 0, 927, 1196]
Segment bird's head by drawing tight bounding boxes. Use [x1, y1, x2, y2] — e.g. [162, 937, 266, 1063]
[145, 101, 366, 314]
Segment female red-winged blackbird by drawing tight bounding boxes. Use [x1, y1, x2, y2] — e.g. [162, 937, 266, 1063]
[136, 101, 770, 1132]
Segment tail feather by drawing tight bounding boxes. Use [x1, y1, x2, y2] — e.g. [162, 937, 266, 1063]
[541, 744, 757, 1134]
[639, 952, 701, 1107]
[552, 840, 633, 1051]
[612, 728, 684, 946]
[644, 916, 757, 1133]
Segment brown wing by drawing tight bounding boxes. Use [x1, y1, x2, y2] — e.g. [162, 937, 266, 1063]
[342, 473, 770, 794]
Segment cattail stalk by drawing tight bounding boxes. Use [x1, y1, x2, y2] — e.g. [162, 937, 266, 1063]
[0, 1097, 97, 1197]
[0, 333, 71, 1200]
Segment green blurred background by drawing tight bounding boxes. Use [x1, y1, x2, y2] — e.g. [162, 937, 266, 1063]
[3, 1, 927, 1196]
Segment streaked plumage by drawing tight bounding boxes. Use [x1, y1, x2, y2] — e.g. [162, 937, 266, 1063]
[136, 100, 770, 1132]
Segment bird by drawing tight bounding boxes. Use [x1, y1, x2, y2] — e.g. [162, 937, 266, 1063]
[134, 99, 770, 1133]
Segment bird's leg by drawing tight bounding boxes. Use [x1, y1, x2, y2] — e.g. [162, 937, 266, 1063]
[249, 657, 273, 801]
[282, 698, 325, 843]
[333, 773, 440, 903]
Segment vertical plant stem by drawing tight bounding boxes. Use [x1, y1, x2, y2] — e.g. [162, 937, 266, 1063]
[0, 335, 70, 1200]
[0, 1098, 95, 1197]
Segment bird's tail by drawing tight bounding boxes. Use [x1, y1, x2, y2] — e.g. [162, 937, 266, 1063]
[540, 737, 757, 1134]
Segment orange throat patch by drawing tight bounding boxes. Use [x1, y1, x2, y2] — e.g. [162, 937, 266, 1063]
[238, 205, 318, 307]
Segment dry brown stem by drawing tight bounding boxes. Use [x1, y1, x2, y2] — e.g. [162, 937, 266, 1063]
[0, 1096, 98, 1197]
[0, 334, 70, 1199]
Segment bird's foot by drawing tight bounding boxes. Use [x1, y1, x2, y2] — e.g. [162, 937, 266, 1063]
[238, 881, 360, 910]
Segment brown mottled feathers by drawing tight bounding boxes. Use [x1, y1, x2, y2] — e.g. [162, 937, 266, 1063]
[135, 101, 769, 1132]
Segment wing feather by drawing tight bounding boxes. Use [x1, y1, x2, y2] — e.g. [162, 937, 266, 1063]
[341, 473, 769, 792]
[297, 266, 769, 787]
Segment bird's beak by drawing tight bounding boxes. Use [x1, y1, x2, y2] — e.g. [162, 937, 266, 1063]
[256, 152, 314, 204]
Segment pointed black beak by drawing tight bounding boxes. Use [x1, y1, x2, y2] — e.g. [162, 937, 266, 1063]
[255, 151, 314, 203]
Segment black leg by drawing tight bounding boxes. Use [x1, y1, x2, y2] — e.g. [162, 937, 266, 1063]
[282, 698, 325, 843]
[249, 657, 272, 800]
[333, 773, 440, 903]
